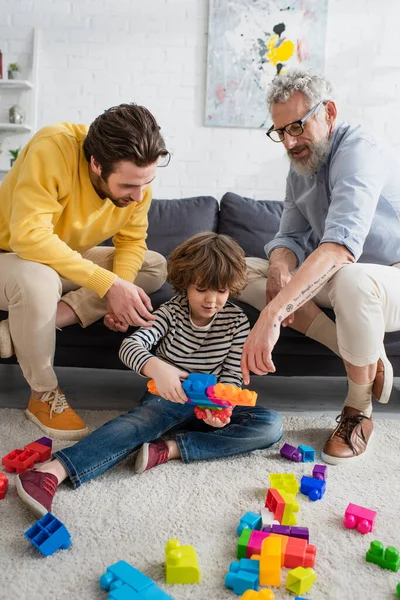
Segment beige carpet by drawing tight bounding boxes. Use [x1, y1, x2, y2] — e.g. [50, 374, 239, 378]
[1, 408, 400, 600]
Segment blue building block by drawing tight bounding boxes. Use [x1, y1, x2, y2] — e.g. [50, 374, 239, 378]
[297, 444, 315, 462]
[225, 560, 259, 595]
[237, 511, 262, 536]
[300, 475, 326, 501]
[100, 561, 172, 600]
[24, 512, 71, 556]
[182, 373, 219, 405]
[295, 597, 308, 599]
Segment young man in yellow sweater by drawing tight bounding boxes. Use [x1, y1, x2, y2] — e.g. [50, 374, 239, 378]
[0, 103, 169, 440]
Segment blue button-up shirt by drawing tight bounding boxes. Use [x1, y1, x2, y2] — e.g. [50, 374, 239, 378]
[265, 122, 400, 266]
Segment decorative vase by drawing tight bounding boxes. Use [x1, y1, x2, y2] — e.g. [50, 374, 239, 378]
[9, 105, 25, 124]
[8, 70, 20, 80]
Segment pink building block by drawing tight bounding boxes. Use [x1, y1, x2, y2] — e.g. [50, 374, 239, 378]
[246, 530, 271, 557]
[343, 503, 377, 534]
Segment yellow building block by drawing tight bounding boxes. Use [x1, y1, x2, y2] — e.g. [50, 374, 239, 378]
[165, 538, 200, 584]
[240, 589, 275, 599]
[279, 490, 299, 526]
[286, 566, 317, 595]
[260, 536, 281, 586]
[269, 473, 299, 496]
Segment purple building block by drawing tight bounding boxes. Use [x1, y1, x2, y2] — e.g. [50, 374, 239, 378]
[35, 436, 53, 449]
[280, 442, 302, 462]
[291, 527, 310, 542]
[313, 464, 327, 481]
[262, 525, 310, 542]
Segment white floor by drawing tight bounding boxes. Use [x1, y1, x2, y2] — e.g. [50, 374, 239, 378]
[1, 363, 399, 419]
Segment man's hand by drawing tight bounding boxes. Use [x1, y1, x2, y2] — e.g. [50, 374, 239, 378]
[267, 264, 294, 327]
[106, 278, 155, 328]
[150, 361, 189, 404]
[241, 308, 281, 385]
[103, 313, 129, 332]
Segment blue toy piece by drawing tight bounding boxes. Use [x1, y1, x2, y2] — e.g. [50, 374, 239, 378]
[297, 444, 315, 462]
[295, 597, 308, 599]
[300, 475, 326, 501]
[24, 512, 71, 556]
[100, 561, 173, 600]
[237, 511, 262, 536]
[182, 373, 223, 407]
[225, 559, 259, 595]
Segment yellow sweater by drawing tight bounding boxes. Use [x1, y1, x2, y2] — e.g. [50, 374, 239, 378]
[0, 123, 152, 297]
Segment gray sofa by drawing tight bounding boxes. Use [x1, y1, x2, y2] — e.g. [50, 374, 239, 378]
[1, 192, 399, 376]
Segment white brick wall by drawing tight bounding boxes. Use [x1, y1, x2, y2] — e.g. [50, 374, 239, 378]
[1, 0, 400, 200]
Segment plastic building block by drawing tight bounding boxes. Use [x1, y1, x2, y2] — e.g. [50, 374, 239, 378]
[366, 540, 400, 572]
[290, 527, 310, 542]
[0, 473, 8, 499]
[397, 583, 400, 597]
[207, 383, 257, 407]
[279, 490, 299, 526]
[265, 488, 285, 522]
[240, 590, 275, 599]
[280, 443, 302, 462]
[24, 513, 71, 556]
[182, 373, 218, 402]
[269, 473, 299, 496]
[281, 535, 317, 569]
[2, 448, 39, 473]
[238, 528, 252, 558]
[35, 436, 53, 448]
[225, 561, 259, 595]
[286, 566, 317, 595]
[300, 475, 326, 501]
[247, 530, 271, 558]
[24, 441, 52, 462]
[194, 405, 232, 423]
[260, 507, 279, 528]
[165, 538, 200, 583]
[237, 511, 262, 536]
[294, 597, 307, 599]
[262, 525, 309, 542]
[100, 560, 173, 600]
[343, 503, 377, 534]
[297, 444, 315, 462]
[312, 464, 327, 480]
[259, 536, 281, 586]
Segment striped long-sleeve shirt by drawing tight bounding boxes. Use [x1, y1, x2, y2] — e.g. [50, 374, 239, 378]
[119, 294, 250, 388]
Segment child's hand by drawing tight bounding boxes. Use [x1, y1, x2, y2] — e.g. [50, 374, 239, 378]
[104, 313, 129, 332]
[152, 362, 189, 404]
[202, 408, 231, 428]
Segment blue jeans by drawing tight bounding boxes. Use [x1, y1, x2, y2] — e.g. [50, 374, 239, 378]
[54, 392, 283, 489]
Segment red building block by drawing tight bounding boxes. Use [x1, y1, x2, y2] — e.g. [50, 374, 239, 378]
[282, 536, 317, 569]
[2, 448, 40, 473]
[24, 442, 52, 463]
[0, 473, 8, 499]
[266, 488, 285, 523]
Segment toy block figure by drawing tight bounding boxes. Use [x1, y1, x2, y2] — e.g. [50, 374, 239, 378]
[238, 528, 252, 559]
[240, 589, 275, 599]
[269, 473, 299, 496]
[312, 464, 327, 481]
[0, 473, 8, 499]
[297, 445, 315, 462]
[25, 512, 71, 556]
[165, 538, 200, 583]
[343, 503, 377, 534]
[259, 536, 281, 586]
[260, 507, 279, 528]
[366, 540, 400, 572]
[237, 511, 262, 535]
[279, 490, 299, 526]
[265, 488, 285, 522]
[100, 560, 173, 600]
[280, 443, 302, 462]
[286, 566, 317, 595]
[300, 476, 326, 501]
[225, 561, 259, 595]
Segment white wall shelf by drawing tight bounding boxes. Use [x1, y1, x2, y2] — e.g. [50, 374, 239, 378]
[0, 80, 33, 90]
[0, 123, 32, 133]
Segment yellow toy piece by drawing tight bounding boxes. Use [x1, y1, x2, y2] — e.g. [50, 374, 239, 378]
[210, 382, 257, 406]
[286, 566, 317, 595]
[269, 473, 299, 496]
[240, 589, 275, 599]
[165, 538, 200, 584]
[260, 536, 281, 587]
[279, 490, 299, 526]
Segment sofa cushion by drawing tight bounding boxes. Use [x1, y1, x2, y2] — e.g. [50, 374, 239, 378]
[218, 192, 318, 259]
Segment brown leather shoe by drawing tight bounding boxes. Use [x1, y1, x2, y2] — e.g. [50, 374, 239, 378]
[321, 407, 373, 465]
[372, 349, 393, 404]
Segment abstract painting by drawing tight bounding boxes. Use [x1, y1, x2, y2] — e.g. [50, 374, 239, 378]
[205, 0, 328, 128]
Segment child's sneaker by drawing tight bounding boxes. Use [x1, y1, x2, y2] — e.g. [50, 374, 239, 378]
[134, 440, 169, 474]
[16, 470, 58, 517]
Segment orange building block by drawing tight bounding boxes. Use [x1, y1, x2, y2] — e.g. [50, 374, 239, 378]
[260, 536, 281, 586]
[240, 589, 275, 599]
[209, 383, 257, 406]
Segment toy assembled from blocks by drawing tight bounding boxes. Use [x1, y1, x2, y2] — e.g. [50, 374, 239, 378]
[16, 232, 283, 518]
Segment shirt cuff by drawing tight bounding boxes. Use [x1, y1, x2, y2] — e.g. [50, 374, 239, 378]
[265, 239, 305, 266]
[320, 227, 362, 261]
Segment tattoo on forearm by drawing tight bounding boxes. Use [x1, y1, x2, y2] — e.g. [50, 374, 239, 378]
[285, 264, 337, 316]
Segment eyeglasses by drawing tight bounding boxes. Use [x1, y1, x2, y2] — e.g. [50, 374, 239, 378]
[266, 101, 325, 143]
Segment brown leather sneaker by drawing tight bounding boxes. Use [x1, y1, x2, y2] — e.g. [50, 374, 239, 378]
[321, 407, 373, 465]
[372, 349, 393, 404]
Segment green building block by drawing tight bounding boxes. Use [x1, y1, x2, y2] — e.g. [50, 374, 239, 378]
[366, 540, 400, 572]
[237, 528, 252, 559]
[165, 538, 200, 584]
[397, 582, 400, 597]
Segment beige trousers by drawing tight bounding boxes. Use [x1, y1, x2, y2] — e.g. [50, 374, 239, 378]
[0, 247, 167, 391]
[239, 257, 400, 367]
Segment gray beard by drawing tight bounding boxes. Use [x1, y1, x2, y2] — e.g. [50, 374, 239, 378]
[289, 136, 331, 176]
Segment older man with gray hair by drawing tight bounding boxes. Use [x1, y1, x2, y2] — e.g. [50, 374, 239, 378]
[240, 68, 400, 464]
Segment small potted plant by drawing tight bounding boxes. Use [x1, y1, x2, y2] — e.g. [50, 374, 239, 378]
[8, 63, 20, 80]
[9, 148, 20, 167]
